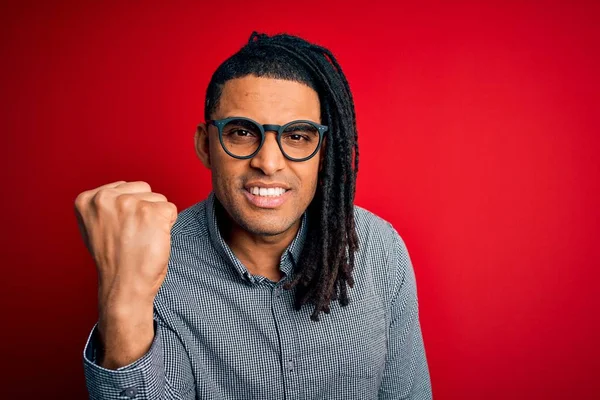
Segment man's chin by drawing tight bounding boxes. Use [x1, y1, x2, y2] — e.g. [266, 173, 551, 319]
[217, 194, 302, 237]
[239, 219, 296, 237]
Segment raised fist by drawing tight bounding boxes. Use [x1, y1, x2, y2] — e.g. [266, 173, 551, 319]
[74, 181, 178, 307]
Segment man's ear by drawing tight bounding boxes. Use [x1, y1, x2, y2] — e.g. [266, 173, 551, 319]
[195, 123, 211, 169]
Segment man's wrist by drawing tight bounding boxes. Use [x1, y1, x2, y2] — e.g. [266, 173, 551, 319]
[97, 304, 155, 369]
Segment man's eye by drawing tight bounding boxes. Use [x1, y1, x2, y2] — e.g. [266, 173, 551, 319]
[229, 129, 254, 137]
[289, 134, 306, 141]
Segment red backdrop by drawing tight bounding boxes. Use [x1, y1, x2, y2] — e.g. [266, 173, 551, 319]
[1, 1, 598, 398]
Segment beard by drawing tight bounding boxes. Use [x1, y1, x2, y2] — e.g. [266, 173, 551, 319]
[218, 197, 300, 237]
[212, 184, 304, 238]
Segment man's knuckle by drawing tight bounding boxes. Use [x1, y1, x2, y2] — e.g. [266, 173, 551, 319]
[135, 181, 152, 192]
[116, 193, 137, 209]
[74, 192, 88, 210]
[138, 201, 154, 215]
[157, 193, 168, 202]
[92, 189, 113, 207]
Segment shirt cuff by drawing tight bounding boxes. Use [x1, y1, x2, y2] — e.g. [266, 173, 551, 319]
[82, 321, 165, 399]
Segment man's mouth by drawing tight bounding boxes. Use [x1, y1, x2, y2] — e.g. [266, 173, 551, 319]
[246, 187, 288, 197]
[243, 183, 292, 209]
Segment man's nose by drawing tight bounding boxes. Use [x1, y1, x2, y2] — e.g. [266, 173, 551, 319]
[249, 131, 286, 175]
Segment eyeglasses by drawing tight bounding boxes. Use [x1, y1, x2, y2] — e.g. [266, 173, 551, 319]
[205, 117, 328, 162]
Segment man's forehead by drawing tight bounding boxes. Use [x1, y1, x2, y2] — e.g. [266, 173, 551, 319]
[215, 76, 321, 123]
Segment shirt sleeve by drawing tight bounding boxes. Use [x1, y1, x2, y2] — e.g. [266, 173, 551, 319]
[378, 231, 433, 400]
[82, 318, 195, 400]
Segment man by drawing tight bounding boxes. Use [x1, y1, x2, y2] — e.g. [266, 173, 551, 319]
[75, 31, 432, 400]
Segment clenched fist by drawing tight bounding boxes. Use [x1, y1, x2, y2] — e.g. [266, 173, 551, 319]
[74, 180, 178, 368]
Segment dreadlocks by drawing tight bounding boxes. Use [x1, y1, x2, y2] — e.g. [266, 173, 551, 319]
[204, 31, 359, 321]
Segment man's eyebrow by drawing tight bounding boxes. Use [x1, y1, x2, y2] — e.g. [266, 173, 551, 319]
[284, 122, 317, 130]
[218, 115, 239, 119]
[221, 118, 260, 130]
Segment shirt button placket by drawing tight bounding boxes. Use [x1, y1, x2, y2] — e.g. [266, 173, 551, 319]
[272, 283, 298, 397]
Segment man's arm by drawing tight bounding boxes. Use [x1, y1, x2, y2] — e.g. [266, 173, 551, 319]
[74, 181, 193, 398]
[83, 316, 195, 400]
[378, 231, 432, 399]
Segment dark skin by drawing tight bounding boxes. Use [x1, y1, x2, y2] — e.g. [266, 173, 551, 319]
[195, 75, 325, 281]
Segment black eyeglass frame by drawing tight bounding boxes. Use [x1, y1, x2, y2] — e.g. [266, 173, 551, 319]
[205, 116, 328, 162]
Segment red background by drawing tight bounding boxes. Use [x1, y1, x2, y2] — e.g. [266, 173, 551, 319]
[1, 1, 599, 398]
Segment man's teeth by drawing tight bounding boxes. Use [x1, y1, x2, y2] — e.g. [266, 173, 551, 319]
[249, 187, 287, 197]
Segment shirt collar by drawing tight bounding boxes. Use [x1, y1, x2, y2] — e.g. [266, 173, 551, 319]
[205, 191, 307, 284]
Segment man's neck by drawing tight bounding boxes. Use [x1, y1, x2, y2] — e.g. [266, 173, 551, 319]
[216, 207, 300, 282]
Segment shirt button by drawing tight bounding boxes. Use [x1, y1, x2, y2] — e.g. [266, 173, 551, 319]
[274, 288, 282, 298]
[286, 359, 295, 371]
[120, 387, 138, 398]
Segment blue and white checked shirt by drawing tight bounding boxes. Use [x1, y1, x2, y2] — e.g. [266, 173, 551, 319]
[83, 192, 432, 399]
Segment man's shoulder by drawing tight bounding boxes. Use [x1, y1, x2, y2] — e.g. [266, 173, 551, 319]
[352, 204, 412, 270]
[353, 204, 401, 246]
[170, 197, 210, 238]
[352, 205, 412, 304]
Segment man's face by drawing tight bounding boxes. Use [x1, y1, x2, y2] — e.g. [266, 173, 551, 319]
[195, 75, 323, 236]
